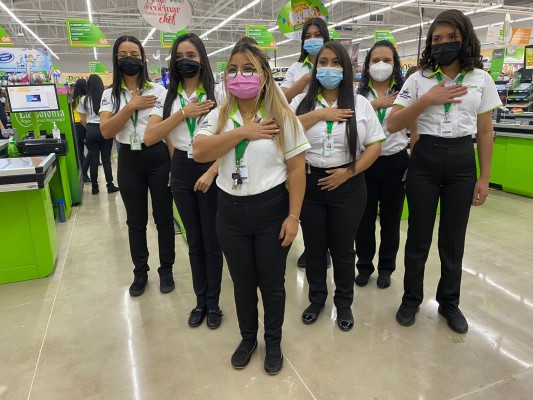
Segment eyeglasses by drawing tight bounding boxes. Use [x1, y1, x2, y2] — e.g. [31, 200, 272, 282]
[117, 51, 142, 60]
[225, 65, 260, 79]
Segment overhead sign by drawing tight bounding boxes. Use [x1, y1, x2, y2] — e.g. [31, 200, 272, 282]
[329, 28, 340, 40]
[216, 62, 227, 74]
[138, 0, 192, 32]
[0, 48, 51, 72]
[490, 48, 505, 81]
[245, 26, 278, 50]
[374, 30, 396, 44]
[66, 20, 110, 48]
[0, 26, 13, 47]
[160, 29, 189, 48]
[277, 0, 329, 41]
[89, 61, 108, 74]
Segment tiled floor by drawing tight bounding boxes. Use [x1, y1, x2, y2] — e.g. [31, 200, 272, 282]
[1, 172, 533, 399]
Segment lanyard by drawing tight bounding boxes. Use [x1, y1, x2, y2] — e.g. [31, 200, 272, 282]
[232, 120, 249, 167]
[370, 87, 393, 124]
[319, 102, 334, 136]
[435, 73, 466, 116]
[178, 92, 204, 139]
[122, 91, 139, 130]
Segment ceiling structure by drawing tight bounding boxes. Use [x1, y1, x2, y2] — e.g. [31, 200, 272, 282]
[0, 0, 532, 69]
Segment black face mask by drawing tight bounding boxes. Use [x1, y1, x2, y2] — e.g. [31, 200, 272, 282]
[431, 42, 461, 66]
[118, 56, 144, 76]
[175, 59, 201, 78]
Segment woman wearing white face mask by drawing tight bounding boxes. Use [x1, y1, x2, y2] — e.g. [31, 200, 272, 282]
[355, 40, 408, 289]
[291, 42, 385, 331]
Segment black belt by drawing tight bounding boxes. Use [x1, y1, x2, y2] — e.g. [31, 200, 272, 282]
[419, 135, 473, 147]
[306, 162, 352, 174]
[219, 183, 286, 204]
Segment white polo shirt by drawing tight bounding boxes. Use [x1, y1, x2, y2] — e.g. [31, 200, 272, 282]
[77, 96, 100, 124]
[150, 83, 224, 152]
[196, 103, 310, 196]
[99, 81, 166, 144]
[364, 84, 409, 156]
[394, 68, 501, 138]
[290, 92, 385, 168]
[281, 57, 314, 93]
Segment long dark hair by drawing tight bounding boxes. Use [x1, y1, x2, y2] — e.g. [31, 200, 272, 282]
[419, 10, 482, 74]
[297, 18, 330, 62]
[295, 41, 358, 170]
[358, 40, 404, 98]
[72, 78, 87, 108]
[110, 35, 149, 114]
[84, 74, 104, 116]
[163, 33, 216, 120]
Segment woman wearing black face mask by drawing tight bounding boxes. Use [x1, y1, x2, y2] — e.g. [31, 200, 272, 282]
[100, 35, 175, 297]
[145, 33, 224, 329]
[388, 10, 501, 334]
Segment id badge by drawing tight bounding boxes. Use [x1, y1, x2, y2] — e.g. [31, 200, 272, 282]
[440, 120, 453, 137]
[322, 134, 334, 157]
[130, 133, 142, 151]
[187, 141, 193, 159]
[239, 161, 249, 181]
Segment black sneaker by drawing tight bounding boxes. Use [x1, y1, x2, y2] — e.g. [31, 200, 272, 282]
[377, 274, 391, 289]
[91, 185, 99, 195]
[355, 272, 371, 287]
[107, 183, 119, 194]
[264, 344, 283, 375]
[206, 308, 223, 329]
[159, 272, 175, 293]
[395, 304, 419, 326]
[438, 305, 468, 334]
[129, 274, 148, 297]
[231, 339, 257, 369]
[83, 175, 91, 183]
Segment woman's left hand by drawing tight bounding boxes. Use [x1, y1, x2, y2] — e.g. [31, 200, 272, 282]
[472, 179, 489, 206]
[318, 168, 351, 191]
[279, 217, 299, 247]
[194, 170, 216, 193]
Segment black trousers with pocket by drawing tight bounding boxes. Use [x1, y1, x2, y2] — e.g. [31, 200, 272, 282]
[85, 123, 114, 186]
[402, 135, 476, 309]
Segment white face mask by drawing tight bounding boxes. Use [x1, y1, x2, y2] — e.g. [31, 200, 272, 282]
[369, 61, 394, 82]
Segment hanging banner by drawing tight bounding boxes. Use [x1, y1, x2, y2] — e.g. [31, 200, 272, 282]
[374, 30, 396, 44]
[160, 29, 189, 48]
[89, 61, 108, 74]
[490, 48, 505, 81]
[0, 26, 14, 47]
[138, 0, 192, 32]
[245, 26, 278, 50]
[0, 48, 51, 72]
[277, 0, 329, 41]
[525, 46, 533, 70]
[509, 28, 531, 46]
[329, 28, 340, 40]
[66, 20, 110, 48]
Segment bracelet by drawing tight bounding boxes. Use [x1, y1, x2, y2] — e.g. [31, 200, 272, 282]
[180, 108, 187, 119]
[288, 214, 300, 223]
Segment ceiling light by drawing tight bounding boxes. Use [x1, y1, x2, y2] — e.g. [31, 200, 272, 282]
[330, 0, 414, 29]
[276, 52, 300, 60]
[93, 47, 98, 60]
[142, 28, 157, 46]
[0, 1, 59, 59]
[207, 44, 234, 57]
[86, 0, 93, 23]
[200, 0, 260, 39]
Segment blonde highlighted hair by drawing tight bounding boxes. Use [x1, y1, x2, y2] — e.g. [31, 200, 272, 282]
[215, 43, 301, 152]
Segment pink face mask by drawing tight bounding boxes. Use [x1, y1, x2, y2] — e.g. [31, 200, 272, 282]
[227, 74, 261, 100]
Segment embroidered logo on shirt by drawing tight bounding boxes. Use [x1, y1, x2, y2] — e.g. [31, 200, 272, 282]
[154, 99, 163, 109]
[398, 88, 412, 100]
[101, 97, 110, 106]
[200, 119, 212, 129]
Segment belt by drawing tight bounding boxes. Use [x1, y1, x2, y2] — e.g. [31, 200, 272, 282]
[306, 162, 352, 174]
[419, 135, 473, 147]
[219, 183, 286, 204]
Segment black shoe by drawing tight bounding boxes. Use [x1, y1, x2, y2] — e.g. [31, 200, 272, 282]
[336, 307, 354, 331]
[377, 274, 391, 289]
[438, 305, 468, 334]
[159, 272, 175, 293]
[91, 185, 99, 195]
[231, 339, 257, 369]
[264, 345, 283, 375]
[206, 308, 223, 329]
[83, 175, 91, 183]
[396, 304, 419, 326]
[355, 272, 371, 287]
[302, 303, 325, 324]
[129, 274, 148, 297]
[297, 251, 306, 268]
[188, 307, 206, 327]
[107, 183, 119, 194]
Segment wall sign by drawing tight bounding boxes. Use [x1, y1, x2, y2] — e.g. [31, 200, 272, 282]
[138, 0, 192, 32]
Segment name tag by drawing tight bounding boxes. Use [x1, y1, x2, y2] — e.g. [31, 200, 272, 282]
[440, 121, 453, 138]
[322, 134, 334, 157]
[187, 141, 193, 159]
[239, 161, 249, 180]
[130, 133, 142, 151]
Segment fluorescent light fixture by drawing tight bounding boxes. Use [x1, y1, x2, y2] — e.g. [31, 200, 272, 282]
[514, 16, 533, 23]
[325, 0, 342, 7]
[276, 52, 300, 60]
[268, 26, 278, 32]
[330, 0, 414, 29]
[93, 47, 97, 60]
[142, 27, 157, 47]
[0, 1, 60, 59]
[352, 34, 374, 43]
[207, 44, 234, 57]
[200, 0, 260, 39]
[277, 39, 291, 45]
[86, 0, 93, 23]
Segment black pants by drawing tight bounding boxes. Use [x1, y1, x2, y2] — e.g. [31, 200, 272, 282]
[117, 142, 175, 276]
[356, 149, 408, 276]
[75, 122, 90, 176]
[402, 135, 476, 309]
[85, 123, 114, 187]
[171, 150, 222, 310]
[301, 167, 366, 309]
[216, 184, 289, 345]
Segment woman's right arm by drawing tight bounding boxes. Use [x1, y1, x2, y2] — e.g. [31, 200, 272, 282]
[100, 104, 135, 139]
[79, 113, 87, 128]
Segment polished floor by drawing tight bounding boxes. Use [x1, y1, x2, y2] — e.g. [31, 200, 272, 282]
[1, 169, 533, 400]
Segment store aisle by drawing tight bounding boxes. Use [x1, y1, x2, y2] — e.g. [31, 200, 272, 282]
[1, 181, 533, 400]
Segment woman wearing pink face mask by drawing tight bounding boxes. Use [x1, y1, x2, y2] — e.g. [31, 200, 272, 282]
[194, 42, 309, 375]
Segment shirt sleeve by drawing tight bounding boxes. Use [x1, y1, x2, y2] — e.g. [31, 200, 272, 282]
[99, 89, 114, 114]
[196, 108, 220, 137]
[149, 90, 167, 118]
[359, 96, 386, 147]
[282, 113, 310, 160]
[214, 84, 226, 105]
[393, 74, 417, 108]
[280, 62, 298, 89]
[76, 97, 86, 114]
[478, 71, 503, 114]
[289, 93, 305, 112]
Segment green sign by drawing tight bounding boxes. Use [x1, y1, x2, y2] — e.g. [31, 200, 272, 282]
[216, 62, 227, 74]
[245, 25, 278, 50]
[277, 0, 329, 40]
[374, 30, 396, 44]
[160, 29, 189, 48]
[329, 29, 340, 40]
[89, 61, 108, 74]
[490, 48, 505, 81]
[0, 26, 14, 47]
[66, 19, 110, 48]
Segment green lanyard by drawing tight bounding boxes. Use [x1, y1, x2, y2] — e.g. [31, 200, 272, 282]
[178, 92, 204, 139]
[232, 120, 249, 167]
[122, 91, 139, 131]
[435, 73, 466, 116]
[370, 87, 393, 124]
[319, 102, 334, 136]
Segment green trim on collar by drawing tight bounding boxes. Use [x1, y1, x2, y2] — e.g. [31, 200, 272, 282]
[120, 80, 154, 90]
[177, 81, 206, 96]
[369, 77, 397, 89]
[303, 56, 313, 69]
[229, 101, 265, 124]
[428, 65, 468, 78]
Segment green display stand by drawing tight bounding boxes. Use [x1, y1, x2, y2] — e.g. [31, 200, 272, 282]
[502, 137, 533, 197]
[490, 136, 508, 185]
[0, 185, 58, 284]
